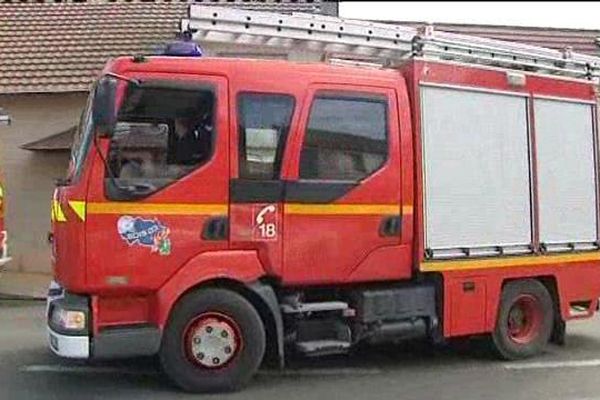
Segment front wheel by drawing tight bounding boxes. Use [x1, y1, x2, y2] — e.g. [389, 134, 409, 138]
[159, 288, 266, 393]
[491, 279, 554, 360]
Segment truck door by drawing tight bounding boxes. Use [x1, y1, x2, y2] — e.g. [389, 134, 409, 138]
[228, 92, 297, 277]
[282, 85, 410, 285]
[85, 75, 229, 290]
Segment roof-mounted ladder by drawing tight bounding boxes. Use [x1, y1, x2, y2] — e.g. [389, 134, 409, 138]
[181, 5, 600, 80]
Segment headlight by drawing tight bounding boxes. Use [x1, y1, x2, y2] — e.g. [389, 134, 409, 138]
[51, 307, 86, 331]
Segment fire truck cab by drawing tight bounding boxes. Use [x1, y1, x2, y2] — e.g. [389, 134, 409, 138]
[46, 53, 600, 392]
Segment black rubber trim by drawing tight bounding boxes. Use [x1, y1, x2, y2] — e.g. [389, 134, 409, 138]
[284, 180, 357, 203]
[230, 179, 358, 204]
[104, 178, 156, 201]
[136, 79, 214, 92]
[93, 324, 161, 359]
[230, 179, 285, 203]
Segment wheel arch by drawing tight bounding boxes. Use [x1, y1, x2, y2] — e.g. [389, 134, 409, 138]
[157, 274, 284, 368]
[496, 275, 563, 344]
[189, 278, 284, 368]
[155, 250, 266, 323]
[498, 275, 560, 315]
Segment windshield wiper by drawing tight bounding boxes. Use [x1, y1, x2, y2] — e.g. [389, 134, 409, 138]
[105, 72, 141, 86]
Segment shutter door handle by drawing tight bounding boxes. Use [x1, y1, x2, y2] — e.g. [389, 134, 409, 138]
[202, 216, 229, 241]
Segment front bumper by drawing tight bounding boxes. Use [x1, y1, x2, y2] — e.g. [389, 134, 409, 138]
[47, 328, 90, 358]
[46, 281, 161, 360]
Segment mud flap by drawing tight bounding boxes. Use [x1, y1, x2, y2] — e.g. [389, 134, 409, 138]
[551, 319, 566, 346]
[247, 282, 285, 368]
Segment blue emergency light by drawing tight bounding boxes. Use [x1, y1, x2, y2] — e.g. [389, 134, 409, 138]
[162, 32, 203, 57]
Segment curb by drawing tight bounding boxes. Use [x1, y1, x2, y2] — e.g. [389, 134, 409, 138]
[0, 294, 46, 301]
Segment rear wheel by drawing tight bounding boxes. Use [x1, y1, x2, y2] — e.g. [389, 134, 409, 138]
[159, 288, 266, 393]
[491, 279, 554, 360]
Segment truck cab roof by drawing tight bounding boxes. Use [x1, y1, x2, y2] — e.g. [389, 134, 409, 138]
[105, 56, 404, 88]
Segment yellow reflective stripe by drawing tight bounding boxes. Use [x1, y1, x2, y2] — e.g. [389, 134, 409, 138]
[85, 202, 412, 217]
[421, 252, 600, 272]
[0, 185, 4, 197]
[52, 200, 66, 222]
[68, 200, 87, 222]
[285, 204, 412, 216]
[87, 202, 228, 216]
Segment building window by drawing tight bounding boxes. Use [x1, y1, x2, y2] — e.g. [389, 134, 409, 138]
[238, 93, 295, 180]
[299, 95, 388, 181]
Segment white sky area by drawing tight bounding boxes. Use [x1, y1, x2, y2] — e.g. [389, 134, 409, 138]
[339, 2, 600, 30]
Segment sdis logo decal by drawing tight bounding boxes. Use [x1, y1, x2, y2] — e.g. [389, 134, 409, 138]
[117, 215, 171, 256]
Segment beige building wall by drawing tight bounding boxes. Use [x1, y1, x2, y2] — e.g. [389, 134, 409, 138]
[0, 92, 87, 273]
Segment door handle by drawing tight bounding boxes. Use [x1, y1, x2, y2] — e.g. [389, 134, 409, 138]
[202, 216, 229, 241]
[379, 215, 401, 237]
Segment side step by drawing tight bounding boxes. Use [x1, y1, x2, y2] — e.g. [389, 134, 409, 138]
[281, 300, 349, 314]
[292, 319, 352, 357]
[296, 340, 351, 357]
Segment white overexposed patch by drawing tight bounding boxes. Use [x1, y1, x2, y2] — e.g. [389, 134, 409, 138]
[504, 359, 600, 370]
[339, 2, 600, 30]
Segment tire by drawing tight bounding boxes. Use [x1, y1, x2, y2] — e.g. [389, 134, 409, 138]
[491, 279, 554, 360]
[159, 288, 266, 393]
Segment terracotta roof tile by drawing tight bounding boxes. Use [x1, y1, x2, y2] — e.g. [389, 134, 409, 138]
[0, 0, 335, 94]
[4, 2, 599, 94]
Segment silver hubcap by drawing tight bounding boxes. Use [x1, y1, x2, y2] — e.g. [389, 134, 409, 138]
[189, 318, 237, 368]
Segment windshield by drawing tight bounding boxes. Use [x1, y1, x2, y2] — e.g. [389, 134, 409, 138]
[69, 90, 95, 181]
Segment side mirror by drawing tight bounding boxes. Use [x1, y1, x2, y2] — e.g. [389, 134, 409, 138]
[92, 76, 117, 137]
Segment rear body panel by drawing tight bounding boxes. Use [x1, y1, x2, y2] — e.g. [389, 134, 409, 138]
[404, 59, 600, 337]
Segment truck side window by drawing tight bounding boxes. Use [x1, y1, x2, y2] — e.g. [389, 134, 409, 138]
[106, 84, 215, 198]
[238, 93, 294, 180]
[299, 95, 388, 181]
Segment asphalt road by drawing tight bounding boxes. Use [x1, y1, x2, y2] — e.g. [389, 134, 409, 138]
[3, 300, 600, 400]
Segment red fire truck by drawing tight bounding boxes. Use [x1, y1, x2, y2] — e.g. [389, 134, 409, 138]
[0, 109, 11, 268]
[0, 179, 8, 268]
[47, 7, 600, 393]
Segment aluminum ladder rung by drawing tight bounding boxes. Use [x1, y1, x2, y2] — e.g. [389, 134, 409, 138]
[182, 5, 600, 80]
